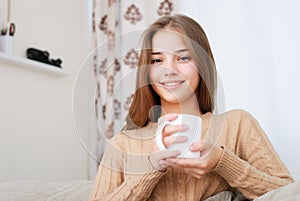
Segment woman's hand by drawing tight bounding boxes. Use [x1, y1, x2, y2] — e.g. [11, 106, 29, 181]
[159, 113, 189, 148]
[148, 149, 180, 172]
[162, 140, 223, 178]
[148, 113, 188, 171]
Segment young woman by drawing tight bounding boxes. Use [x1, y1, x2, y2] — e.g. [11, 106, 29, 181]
[89, 14, 294, 201]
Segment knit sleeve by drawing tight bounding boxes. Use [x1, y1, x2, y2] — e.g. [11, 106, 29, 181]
[89, 134, 165, 201]
[214, 111, 294, 200]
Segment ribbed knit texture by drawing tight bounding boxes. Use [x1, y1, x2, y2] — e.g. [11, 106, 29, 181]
[89, 110, 294, 201]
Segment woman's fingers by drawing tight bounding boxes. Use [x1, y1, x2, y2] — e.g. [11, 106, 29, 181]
[158, 113, 189, 148]
[165, 158, 209, 178]
[159, 159, 173, 168]
[153, 150, 181, 162]
[160, 150, 181, 159]
[165, 158, 202, 168]
[149, 150, 181, 171]
[158, 113, 178, 124]
[163, 124, 188, 135]
[190, 140, 209, 152]
[162, 124, 189, 147]
[158, 150, 181, 169]
[164, 135, 188, 148]
[165, 113, 178, 121]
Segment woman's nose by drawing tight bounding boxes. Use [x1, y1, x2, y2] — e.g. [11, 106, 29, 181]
[163, 58, 178, 76]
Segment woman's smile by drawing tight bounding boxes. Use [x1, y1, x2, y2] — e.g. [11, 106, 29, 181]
[159, 80, 185, 90]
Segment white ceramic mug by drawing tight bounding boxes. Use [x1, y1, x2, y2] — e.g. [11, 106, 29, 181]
[156, 114, 202, 158]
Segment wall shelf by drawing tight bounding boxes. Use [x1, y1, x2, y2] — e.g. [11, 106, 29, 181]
[0, 53, 67, 76]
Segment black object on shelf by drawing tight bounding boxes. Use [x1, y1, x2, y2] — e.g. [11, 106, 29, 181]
[26, 48, 62, 68]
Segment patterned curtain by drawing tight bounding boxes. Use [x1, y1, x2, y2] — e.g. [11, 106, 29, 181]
[90, 0, 178, 177]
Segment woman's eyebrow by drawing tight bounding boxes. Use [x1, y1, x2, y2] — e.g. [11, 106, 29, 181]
[151, 51, 162, 55]
[151, 48, 188, 55]
[174, 48, 188, 53]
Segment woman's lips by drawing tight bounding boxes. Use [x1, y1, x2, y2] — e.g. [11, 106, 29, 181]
[159, 80, 185, 90]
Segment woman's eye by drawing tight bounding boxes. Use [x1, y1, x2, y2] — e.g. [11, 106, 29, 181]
[178, 56, 191, 62]
[151, 58, 163, 64]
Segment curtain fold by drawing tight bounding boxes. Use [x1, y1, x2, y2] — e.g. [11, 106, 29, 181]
[90, 0, 178, 177]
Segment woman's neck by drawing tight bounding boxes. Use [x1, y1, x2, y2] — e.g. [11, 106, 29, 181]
[160, 98, 201, 116]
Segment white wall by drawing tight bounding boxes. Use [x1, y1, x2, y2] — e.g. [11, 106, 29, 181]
[0, 0, 92, 182]
[180, 0, 300, 181]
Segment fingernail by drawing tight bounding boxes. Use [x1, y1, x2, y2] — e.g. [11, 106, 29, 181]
[190, 145, 196, 150]
[158, 161, 165, 167]
[182, 125, 189, 130]
[170, 113, 177, 118]
[171, 113, 178, 118]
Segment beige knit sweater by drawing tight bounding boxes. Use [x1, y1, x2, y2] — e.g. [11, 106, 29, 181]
[89, 110, 294, 201]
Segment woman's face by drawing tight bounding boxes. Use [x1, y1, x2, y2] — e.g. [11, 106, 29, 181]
[149, 28, 200, 105]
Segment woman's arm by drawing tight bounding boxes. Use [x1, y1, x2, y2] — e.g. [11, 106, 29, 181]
[163, 111, 294, 200]
[89, 134, 167, 201]
[89, 163, 164, 201]
[213, 112, 294, 199]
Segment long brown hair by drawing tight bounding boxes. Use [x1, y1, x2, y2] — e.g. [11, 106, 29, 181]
[125, 14, 216, 130]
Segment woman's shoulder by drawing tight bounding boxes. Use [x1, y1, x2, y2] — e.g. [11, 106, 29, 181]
[224, 109, 252, 119]
[209, 109, 254, 125]
[207, 109, 259, 143]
